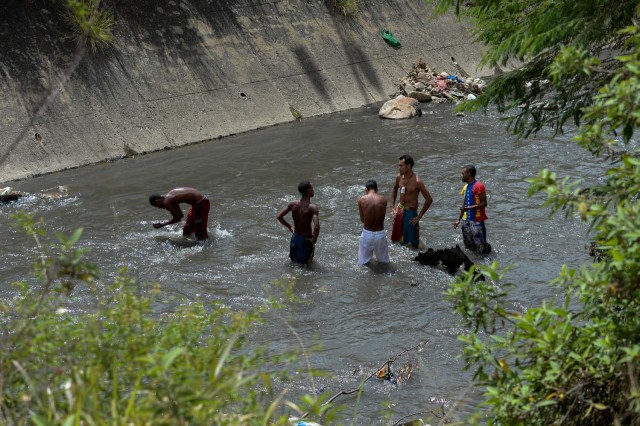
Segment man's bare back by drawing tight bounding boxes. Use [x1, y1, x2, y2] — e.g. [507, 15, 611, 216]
[150, 187, 206, 228]
[358, 190, 387, 232]
[357, 180, 391, 265]
[288, 199, 319, 239]
[276, 182, 320, 244]
[163, 188, 206, 207]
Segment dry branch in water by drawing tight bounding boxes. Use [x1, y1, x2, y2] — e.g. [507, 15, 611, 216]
[300, 341, 430, 420]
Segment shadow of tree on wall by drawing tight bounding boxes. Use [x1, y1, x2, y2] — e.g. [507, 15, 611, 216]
[0, 0, 401, 110]
[108, 0, 265, 94]
[292, 45, 333, 107]
[0, 0, 270, 116]
[325, 1, 385, 105]
[289, 0, 386, 110]
[0, 0, 411, 155]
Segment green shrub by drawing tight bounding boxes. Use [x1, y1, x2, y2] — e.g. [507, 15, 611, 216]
[439, 2, 640, 422]
[0, 213, 334, 425]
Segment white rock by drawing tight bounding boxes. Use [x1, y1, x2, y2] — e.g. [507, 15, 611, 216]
[379, 95, 421, 119]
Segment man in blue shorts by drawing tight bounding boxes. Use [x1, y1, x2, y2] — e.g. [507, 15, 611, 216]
[390, 155, 433, 248]
[276, 181, 320, 264]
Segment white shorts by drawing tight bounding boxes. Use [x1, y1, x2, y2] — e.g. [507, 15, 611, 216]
[358, 229, 390, 265]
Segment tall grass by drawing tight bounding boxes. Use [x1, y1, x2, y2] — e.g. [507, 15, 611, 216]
[61, 0, 114, 51]
[329, 0, 360, 16]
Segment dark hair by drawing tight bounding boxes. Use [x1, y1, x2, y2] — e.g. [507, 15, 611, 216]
[298, 181, 312, 196]
[365, 179, 378, 191]
[399, 154, 414, 168]
[463, 165, 477, 178]
[149, 193, 163, 206]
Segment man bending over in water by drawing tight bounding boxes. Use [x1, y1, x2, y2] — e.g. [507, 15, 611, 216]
[357, 179, 390, 265]
[149, 187, 210, 241]
[276, 181, 320, 264]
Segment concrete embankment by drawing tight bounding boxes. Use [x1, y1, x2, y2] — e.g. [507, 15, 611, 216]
[0, 0, 489, 183]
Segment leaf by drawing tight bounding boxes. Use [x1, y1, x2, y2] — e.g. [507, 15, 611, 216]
[30, 415, 52, 426]
[214, 334, 239, 379]
[161, 347, 186, 370]
[62, 415, 76, 426]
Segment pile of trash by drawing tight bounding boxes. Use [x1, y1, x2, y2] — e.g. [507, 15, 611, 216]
[379, 59, 487, 119]
[394, 59, 486, 103]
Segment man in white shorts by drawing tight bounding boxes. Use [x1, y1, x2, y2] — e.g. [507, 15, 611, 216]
[357, 180, 390, 265]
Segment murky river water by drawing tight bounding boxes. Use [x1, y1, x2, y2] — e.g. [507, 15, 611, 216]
[1, 103, 604, 423]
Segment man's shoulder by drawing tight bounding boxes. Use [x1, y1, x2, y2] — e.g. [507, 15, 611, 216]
[163, 191, 182, 203]
[473, 180, 486, 191]
[414, 174, 427, 186]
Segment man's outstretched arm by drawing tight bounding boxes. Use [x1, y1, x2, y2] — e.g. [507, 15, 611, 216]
[153, 203, 183, 228]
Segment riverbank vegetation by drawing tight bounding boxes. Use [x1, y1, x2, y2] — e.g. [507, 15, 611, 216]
[0, 213, 338, 424]
[436, 0, 640, 424]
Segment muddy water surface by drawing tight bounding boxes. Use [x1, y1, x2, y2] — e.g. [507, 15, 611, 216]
[0, 103, 603, 424]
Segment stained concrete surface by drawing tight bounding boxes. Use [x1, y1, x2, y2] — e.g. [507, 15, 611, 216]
[0, 0, 489, 183]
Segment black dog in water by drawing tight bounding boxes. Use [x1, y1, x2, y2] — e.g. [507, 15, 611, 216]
[413, 245, 484, 279]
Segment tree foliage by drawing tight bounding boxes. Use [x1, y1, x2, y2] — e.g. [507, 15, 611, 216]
[435, 0, 640, 424]
[435, 0, 638, 140]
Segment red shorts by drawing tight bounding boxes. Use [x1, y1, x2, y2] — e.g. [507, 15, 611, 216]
[183, 198, 210, 240]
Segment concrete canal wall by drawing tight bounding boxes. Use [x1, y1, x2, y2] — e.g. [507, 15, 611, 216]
[0, 0, 489, 183]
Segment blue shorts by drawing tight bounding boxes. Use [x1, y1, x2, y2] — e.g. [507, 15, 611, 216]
[401, 209, 420, 248]
[290, 233, 315, 264]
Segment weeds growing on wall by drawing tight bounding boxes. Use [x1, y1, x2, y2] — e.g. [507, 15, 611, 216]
[328, 0, 360, 16]
[0, 212, 338, 425]
[62, 0, 114, 51]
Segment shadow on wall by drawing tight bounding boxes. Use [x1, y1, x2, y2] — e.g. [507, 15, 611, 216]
[0, 0, 393, 119]
[328, 6, 383, 104]
[108, 0, 259, 91]
[293, 45, 333, 105]
[0, 0, 284, 115]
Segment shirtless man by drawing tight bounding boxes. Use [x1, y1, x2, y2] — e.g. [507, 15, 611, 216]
[276, 181, 320, 264]
[357, 180, 390, 265]
[149, 187, 210, 241]
[390, 154, 433, 248]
